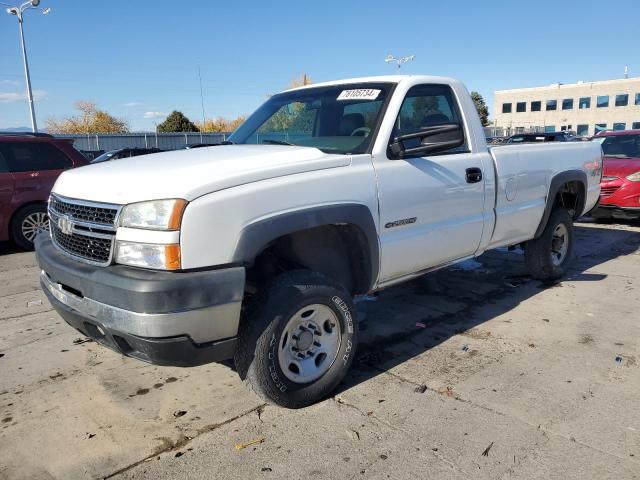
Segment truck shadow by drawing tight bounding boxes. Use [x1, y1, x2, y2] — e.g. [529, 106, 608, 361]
[334, 222, 640, 395]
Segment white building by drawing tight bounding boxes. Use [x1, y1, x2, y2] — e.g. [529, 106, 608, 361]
[493, 77, 640, 136]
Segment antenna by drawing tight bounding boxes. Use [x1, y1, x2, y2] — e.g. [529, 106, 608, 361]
[624, 65, 629, 79]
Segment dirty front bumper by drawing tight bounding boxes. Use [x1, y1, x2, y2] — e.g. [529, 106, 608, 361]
[35, 235, 244, 367]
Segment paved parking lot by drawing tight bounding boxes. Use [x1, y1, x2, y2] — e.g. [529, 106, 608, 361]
[1, 220, 639, 480]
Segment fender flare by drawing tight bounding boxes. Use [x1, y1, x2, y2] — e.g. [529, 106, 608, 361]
[233, 203, 379, 291]
[534, 169, 587, 238]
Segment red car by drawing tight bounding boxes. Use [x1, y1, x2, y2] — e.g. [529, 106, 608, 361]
[0, 133, 88, 249]
[592, 130, 640, 220]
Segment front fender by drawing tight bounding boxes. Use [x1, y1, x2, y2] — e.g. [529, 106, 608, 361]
[233, 203, 380, 290]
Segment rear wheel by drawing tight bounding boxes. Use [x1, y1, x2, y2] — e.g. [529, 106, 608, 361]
[235, 270, 357, 409]
[524, 208, 574, 280]
[11, 204, 49, 250]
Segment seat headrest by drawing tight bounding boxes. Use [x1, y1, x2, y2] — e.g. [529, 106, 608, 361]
[339, 113, 365, 136]
[421, 113, 450, 126]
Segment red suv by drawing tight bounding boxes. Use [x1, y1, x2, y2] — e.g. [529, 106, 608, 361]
[592, 130, 640, 220]
[0, 133, 88, 249]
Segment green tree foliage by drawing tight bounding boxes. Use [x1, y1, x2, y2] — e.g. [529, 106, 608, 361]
[470, 91, 490, 126]
[157, 111, 199, 132]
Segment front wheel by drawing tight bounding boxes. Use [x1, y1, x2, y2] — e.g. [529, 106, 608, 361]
[524, 208, 574, 280]
[235, 270, 358, 409]
[11, 204, 49, 250]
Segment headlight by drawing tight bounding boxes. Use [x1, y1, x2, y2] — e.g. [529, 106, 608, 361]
[119, 199, 187, 230]
[115, 241, 181, 270]
[626, 172, 640, 182]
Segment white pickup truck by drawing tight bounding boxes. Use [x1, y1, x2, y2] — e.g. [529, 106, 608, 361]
[36, 75, 602, 408]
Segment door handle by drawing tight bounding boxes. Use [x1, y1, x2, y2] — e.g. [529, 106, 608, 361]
[465, 167, 483, 183]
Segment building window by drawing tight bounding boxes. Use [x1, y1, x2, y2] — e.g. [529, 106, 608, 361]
[632, 122, 640, 130]
[577, 124, 589, 136]
[579, 97, 591, 109]
[613, 122, 626, 131]
[544, 125, 555, 133]
[597, 95, 609, 108]
[615, 94, 629, 107]
[546, 100, 557, 111]
[635, 93, 640, 105]
[595, 123, 607, 133]
[562, 98, 574, 110]
[531, 101, 541, 111]
[502, 103, 512, 113]
[516, 102, 526, 113]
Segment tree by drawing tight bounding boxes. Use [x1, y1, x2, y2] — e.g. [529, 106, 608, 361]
[290, 73, 312, 88]
[45, 101, 129, 134]
[197, 115, 245, 133]
[157, 111, 199, 132]
[470, 91, 490, 127]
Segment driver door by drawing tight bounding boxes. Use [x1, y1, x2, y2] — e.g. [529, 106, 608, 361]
[374, 84, 486, 282]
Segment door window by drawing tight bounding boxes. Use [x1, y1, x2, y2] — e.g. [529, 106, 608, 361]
[392, 84, 467, 155]
[4, 142, 72, 173]
[0, 149, 9, 173]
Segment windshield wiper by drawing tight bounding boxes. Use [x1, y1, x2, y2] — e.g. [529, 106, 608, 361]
[262, 139, 295, 146]
[220, 140, 234, 145]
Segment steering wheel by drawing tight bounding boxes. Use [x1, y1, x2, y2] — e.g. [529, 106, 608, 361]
[350, 126, 371, 137]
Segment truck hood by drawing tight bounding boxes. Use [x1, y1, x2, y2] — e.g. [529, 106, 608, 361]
[53, 145, 351, 204]
[602, 156, 640, 178]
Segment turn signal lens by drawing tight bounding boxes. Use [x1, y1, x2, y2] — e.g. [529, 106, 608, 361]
[115, 241, 181, 270]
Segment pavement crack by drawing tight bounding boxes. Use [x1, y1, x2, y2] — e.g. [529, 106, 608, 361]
[103, 403, 266, 479]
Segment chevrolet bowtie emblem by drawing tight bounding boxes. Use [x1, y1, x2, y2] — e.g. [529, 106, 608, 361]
[57, 215, 74, 235]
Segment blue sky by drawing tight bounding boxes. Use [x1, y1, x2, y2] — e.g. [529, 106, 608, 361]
[1, 0, 638, 131]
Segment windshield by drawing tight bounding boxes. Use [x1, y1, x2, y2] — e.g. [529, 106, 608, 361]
[228, 82, 393, 154]
[91, 150, 118, 164]
[595, 134, 640, 158]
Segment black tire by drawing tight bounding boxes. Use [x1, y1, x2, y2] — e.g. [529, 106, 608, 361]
[235, 270, 358, 409]
[524, 208, 574, 280]
[10, 204, 49, 251]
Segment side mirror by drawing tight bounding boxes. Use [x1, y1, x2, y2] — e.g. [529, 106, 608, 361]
[389, 122, 465, 158]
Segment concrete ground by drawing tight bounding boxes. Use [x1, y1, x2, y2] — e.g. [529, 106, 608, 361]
[0, 220, 639, 480]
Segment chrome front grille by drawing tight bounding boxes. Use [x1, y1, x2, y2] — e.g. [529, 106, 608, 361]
[48, 194, 122, 266]
[50, 195, 118, 226]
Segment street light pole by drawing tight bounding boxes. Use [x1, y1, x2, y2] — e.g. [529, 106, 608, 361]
[3, 0, 50, 133]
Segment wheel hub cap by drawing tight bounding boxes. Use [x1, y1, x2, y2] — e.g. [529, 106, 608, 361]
[21, 212, 49, 242]
[550, 223, 569, 266]
[278, 304, 342, 384]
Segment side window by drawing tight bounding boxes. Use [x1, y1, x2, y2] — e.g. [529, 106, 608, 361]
[0, 147, 9, 173]
[5, 142, 72, 173]
[392, 84, 467, 154]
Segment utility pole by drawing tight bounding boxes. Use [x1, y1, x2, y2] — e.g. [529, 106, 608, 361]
[4, 0, 50, 132]
[198, 66, 206, 143]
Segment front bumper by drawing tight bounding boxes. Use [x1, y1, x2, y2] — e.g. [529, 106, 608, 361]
[36, 235, 245, 366]
[591, 205, 640, 220]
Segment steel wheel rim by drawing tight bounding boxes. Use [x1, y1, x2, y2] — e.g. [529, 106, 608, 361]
[551, 223, 568, 266]
[278, 303, 342, 384]
[21, 212, 49, 242]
